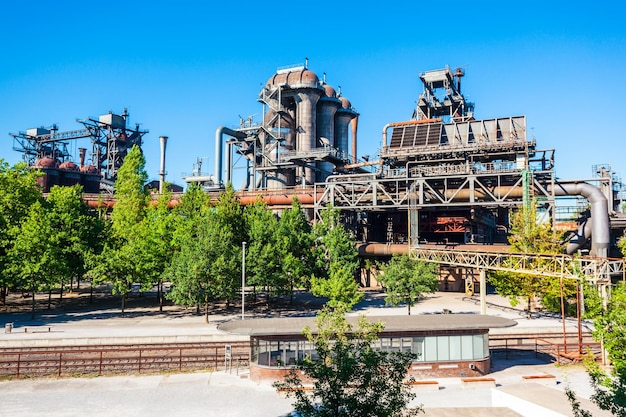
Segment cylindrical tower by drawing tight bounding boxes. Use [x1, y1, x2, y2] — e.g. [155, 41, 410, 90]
[316, 84, 341, 182]
[335, 96, 358, 157]
[286, 68, 323, 186]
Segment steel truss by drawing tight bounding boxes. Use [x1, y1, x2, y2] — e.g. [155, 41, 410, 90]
[411, 248, 624, 284]
[316, 167, 554, 212]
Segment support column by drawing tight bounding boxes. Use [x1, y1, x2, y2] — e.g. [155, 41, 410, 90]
[480, 269, 487, 315]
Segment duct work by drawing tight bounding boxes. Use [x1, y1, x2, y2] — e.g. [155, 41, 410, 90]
[551, 182, 610, 258]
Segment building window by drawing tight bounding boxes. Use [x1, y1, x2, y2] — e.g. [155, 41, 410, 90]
[251, 332, 489, 367]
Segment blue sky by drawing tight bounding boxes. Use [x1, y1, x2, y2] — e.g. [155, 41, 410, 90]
[2, 1, 625, 188]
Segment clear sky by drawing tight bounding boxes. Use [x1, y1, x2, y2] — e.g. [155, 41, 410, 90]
[2, 1, 625, 189]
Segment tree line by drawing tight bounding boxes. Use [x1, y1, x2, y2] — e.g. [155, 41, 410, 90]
[0, 147, 377, 318]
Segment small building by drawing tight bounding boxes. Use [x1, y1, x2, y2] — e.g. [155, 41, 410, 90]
[218, 314, 517, 382]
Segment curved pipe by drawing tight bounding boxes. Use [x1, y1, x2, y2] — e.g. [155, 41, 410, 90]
[551, 182, 610, 257]
[215, 126, 246, 186]
[563, 217, 592, 255]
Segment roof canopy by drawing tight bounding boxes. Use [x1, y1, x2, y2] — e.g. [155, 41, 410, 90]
[218, 314, 517, 337]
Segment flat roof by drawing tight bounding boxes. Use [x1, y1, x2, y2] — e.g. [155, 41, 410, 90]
[218, 314, 517, 337]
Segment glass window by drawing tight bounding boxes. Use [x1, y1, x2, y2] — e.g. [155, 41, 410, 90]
[284, 341, 298, 366]
[270, 341, 281, 366]
[390, 338, 402, 352]
[412, 337, 424, 362]
[257, 340, 270, 366]
[401, 338, 412, 355]
[424, 337, 438, 361]
[380, 338, 391, 352]
[437, 336, 449, 361]
[449, 335, 461, 360]
[298, 340, 318, 362]
[483, 334, 490, 359]
[460, 335, 473, 360]
[251, 339, 259, 363]
[473, 334, 486, 359]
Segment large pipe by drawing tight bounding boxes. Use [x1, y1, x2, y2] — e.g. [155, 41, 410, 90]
[351, 115, 358, 164]
[159, 136, 168, 194]
[215, 126, 246, 186]
[238, 193, 319, 206]
[552, 182, 610, 257]
[358, 243, 409, 257]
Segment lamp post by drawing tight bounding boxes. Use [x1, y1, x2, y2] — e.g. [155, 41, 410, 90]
[242, 241, 246, 320]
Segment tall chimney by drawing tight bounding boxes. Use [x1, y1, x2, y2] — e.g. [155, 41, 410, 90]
[78, 148, 86, 168]
[159, 136, 168, 193]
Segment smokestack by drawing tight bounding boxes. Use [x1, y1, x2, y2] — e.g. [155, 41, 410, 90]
[351, 115, 358, 164]
[78, 148, 86, 168]
[159, 136, 168, 193]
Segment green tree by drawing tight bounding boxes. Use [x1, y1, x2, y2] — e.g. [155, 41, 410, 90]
[167, 208, 239, 322]
[212, 184, 245, 306]
[0, 160, 43, 304]
[166, 184, 210, 314]
[488, 200, 568, 314]
[567, 281, 626, 416]
[275, 197, 314, 303]
[273, 306, 421, 417]
[378, 254, 439, 315]
[311, 206, 362, 310]
[6, 184, 102, 316]
[167, 184, 241, 321]
[88, 146, 150, 313]
[244, 198, 281, 302]
[7, 200, 59, 318]
[46, 185, 106, 296]
[139, 190, 175, 311]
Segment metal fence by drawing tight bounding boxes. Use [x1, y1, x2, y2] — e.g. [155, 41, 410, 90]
[0, 342, 249, 379]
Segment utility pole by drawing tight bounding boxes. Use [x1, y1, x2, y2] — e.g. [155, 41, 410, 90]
[242, 241, 246, 320]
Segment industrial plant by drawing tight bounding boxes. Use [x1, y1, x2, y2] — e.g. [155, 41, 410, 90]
[10, 109, 148, 194]
[9, 62, 626, 291]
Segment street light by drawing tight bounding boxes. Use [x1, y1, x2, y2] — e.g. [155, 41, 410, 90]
[242, 241, 246, 320]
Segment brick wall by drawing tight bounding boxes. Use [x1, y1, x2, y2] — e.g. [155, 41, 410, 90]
[250, 357, 489, 383]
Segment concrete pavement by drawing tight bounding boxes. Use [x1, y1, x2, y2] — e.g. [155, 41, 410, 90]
[0, 290, 604, 416]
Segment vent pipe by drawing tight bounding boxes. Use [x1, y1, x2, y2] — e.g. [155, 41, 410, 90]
[215, 126, 247, 186]
[159, 136, 168, 193]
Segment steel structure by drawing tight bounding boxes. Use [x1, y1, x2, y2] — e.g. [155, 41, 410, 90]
[203, 63, 626, 291]
[10, 109, 148, 193]
[201, 61, 363, 192]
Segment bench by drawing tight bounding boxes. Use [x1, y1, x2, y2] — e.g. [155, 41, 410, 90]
[461, 377, 496, 389]
[522, 374, 556, 386]
[22, 326, 53, 333]
[405, 380, 440, 391]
